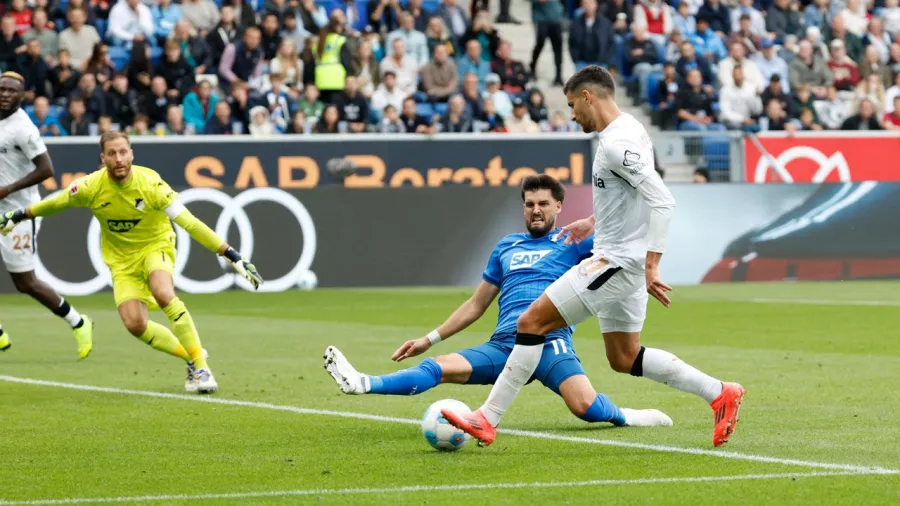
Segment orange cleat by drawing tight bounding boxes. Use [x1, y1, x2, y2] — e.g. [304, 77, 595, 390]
[441, 408, 497, 447]
[710, 382, 745, 447]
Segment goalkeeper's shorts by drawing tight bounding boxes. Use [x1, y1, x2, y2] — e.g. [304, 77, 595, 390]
[111, 245, 176, 310]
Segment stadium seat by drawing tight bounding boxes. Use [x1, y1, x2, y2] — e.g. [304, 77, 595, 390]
[413, 91, 428, 103]
[109, 46, 131, 71]
[646, 71, 663, 110]
[96, 19, 107, 39]
[415, 103, 434, 118]
[150, 47, 164, 66]
[433, 102, 448, 115]
[702, 135, 731, 171]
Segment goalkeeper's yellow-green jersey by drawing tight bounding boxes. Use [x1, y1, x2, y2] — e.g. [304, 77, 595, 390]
[33, 165, 178, 270]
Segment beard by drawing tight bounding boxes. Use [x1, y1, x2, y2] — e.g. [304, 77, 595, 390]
[526, 216, 556, 237]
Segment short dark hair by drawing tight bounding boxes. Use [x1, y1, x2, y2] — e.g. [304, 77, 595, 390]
[563, 65, 615, 97]
[521, 174, 565, 203]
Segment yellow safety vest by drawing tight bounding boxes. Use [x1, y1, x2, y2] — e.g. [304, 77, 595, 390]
[315, 33, 347, 91]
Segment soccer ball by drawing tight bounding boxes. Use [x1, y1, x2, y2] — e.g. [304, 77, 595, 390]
[297, 270, 318, 291]
[421, 399, 471, 451]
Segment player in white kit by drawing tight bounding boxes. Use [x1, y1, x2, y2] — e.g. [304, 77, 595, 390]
[0, 72, 93, 357]
[443, 66, 745, 447]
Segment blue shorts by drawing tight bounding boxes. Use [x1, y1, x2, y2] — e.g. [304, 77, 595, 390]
[457, 338, 585, 395]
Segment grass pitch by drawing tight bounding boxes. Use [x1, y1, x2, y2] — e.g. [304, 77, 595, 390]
[1, 281, 899, 505]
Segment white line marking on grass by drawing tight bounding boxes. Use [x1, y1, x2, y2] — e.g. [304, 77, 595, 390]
[1, 471, 896, 505]
[750, 298, 900, 307]
[0, 375, 896, 476]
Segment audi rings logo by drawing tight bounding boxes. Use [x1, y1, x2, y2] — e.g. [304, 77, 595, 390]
[753, 146, 851, 183]
[34, 187, 317, 296]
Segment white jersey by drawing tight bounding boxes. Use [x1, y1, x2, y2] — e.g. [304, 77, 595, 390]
[590, 113, 663, 273]
[0, 109, 47, 213]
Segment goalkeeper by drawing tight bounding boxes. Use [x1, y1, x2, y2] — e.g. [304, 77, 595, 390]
[0, 132, 263, 394]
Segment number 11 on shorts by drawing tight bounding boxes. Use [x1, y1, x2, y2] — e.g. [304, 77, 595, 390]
[550, 339, 568, 355]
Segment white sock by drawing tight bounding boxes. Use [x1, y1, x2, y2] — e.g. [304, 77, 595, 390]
[58, 299, 83, 328]
[480, 342, 543, 426]
[640, 348, 723, 404]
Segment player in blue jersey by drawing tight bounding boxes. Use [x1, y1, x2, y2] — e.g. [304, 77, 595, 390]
[324, 175, 672, 427]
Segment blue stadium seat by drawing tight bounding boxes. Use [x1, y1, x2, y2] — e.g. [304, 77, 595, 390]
[415, 103, 434, 117]
[55, 19, 66, 32]
[109, 46, 130, 71]
[433, 102, 448, 115]
[150, 47, 164, 66]
[96, 19, 107, 39]
[702, 136, 730, 171]
[646, 71, 663, 110]
[412, 91, 428, 103]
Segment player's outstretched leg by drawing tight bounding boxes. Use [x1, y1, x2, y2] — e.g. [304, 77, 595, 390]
[9, 272, 93, 359]
[119, 300, 191, 361]
[325, 345, 451, 395]
[558, 375, 673, 427]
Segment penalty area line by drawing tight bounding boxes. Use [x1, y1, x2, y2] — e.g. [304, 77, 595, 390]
[0, 471, 894, 505]
[0, 375, 896, 476]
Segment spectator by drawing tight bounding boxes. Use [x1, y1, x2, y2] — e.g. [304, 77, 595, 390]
[664, 30, 684, 62]
[124, 41, 151, 97]
[107, 0, 154, 48]
[759, 98, 794, 131]
[255, 13, 280, 62]
[22, 10, 58, 62]
[690, 16, 726, 63]
[172, 20, 211, 75]
[164, 103, 187, 134]
[692, 168, 709, 183]
[219, 26, 263, 91]
[286, 109, 308, 134]
[370, 69, 407, 116]
[827, 14, 863, 62]
[673, 1, 696, 37]
[728, 14, 762, 56]
[424, 16, 454, 59]
[718, 67, 762, 131]
[696, 0, 730, 36]
[206, 6, 238, 70]
[839, 0, 867, 37]
[105, 72, 139, 126]
[625, 23, 660, 99]
[797, 107, 823, 130]
[461, 9, 500, 63]
[884, 96, 900, 129]
[181, 0, 220, 35]
[30, 96, 66, 135]
[461, 72, 484, 118]
[129, 114, 154, 136]
[483, 72, 512, 118]
[378, 103, 405, 133]
[730, 0, 765, 38]
[841, 98, 883, 130]
[270, 38, 303, 95]
[526, 88, 548, 123]
[789, 40, 831, 97]
[760, 74, 792, 116]
[827, 39, 860, 91]
[83, 43, 114, 84]
[457, 38, 490, 91]
[474, 97, 505, 132]
[281, 11, 310, 56]
[863, 18, 892, 65]
[60, 0, 102, 27]
[889, 43, 900, 79]
[766, 0, 802, 42]
[351, 40, 380, 98]
[399, 96, 429, 133]
[675, 68, 723, 130]
[204, 100, 237, 134]
[804, 25, 829, 61]
[818, 86, 850, 128]
[860, 45, 893, 90]
[437, 0, 469, 44]
[437, 94, 470, 132]
[792, 83, 819, 122]
[50, 49, 81, 103]
[386, 11, 429, 67]
[314, 103, 340, 133]
[569, 0, 616, 71]
[753, 39, 789, 92]
[719, 41, 763, 93]
[156, 39, 195, 99]
[97, 114, 114, 135]
[421, 43, 458, 102]
[18, 39, 50, 101]
[226, 79, 251, 129]
[676, 40, 714, 86]
[60, 95, 92, 135]
[779, 34, 799, 63]
[297, 84, 325, 119]
[884, 0, 900, 40]
[803, 0, 829, 34]
[152, 0, 183, 44]
[405, 0, 432, 32]
[633, 0, 673, 45]
[505, 96, 540, 133]
[334, 74, 369, 133]
[548, 110, 576, 132]
[263, 0, 291, 23]
[9, 0, 31, 37]
[183, 78, 218, 132]
[1, 16, 26, 73]
[530, 0, 564, 86]
[247, 104, 276, 136]
[368, 0, 402, 34]
[606, 0, 634, 35]
[855, 74, 886, 115]
[297, 0, 327, 34]
[657, 62, 679, 126]
[886, 73, 900, 114]
[492, 39, 529, 94]
[140, 75, 171, 124]
[263, 71, 290, 131]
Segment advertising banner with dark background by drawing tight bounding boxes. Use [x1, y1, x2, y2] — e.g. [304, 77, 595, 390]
[43, 136, 593, 191]
[1, 183, 895, 295]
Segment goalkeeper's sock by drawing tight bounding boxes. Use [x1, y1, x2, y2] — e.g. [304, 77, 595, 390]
[137, 321, 190, 361]
[162, 298, 208, 369]
[367, 358, 442, 395]
[577, 394, 627, 426]
[632, 347, 723, 403]
[52, 298, 84, 328]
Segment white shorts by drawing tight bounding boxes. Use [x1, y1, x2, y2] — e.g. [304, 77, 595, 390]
[546, 254, 647, 333]
[0, 218, 40, 274]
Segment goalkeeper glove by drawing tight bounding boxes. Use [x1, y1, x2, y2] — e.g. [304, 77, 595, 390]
[223, 247, 263, 290]
[0, 210, 27, 236]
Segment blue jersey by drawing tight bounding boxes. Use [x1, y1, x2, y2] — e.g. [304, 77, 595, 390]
[482, 228, 594, 344]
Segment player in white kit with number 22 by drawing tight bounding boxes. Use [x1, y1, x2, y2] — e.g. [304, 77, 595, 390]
[443, 66, 746, 448]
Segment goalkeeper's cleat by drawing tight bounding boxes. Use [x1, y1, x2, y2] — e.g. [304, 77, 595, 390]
[73, 316, 93, 360]
[192, 368, 218, 394]
[620, 408, 674, 427]
[0, 330, 10, 352]
[184, 349, 209, 393]
[324, 346, 368, 394]
[711, 382, 745, 447]
[441, 408, 497, 447]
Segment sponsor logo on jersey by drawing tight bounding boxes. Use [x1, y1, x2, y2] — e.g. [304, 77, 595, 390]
[510, 249, 551, 270]
[622, 150, 646, 175]
[107, 219, 142, 233]
[593, 174, 605, 189]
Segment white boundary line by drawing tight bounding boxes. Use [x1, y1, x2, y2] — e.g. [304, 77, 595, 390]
[0, 375, 896, 476]
[750, 298, 900, 307]
[0, 471, 895, 505]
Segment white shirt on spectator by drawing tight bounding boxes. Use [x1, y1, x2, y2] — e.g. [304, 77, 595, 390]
[730, 6, 766, 37]
[108, 0, 155, 42]
[718, 57, 764, 94]
[885, 85, 900, 114]
[839, 8, 868, 37]
[483, 89, 513, 119]
[506, 115, 541, 133]
[718, 82, 763, 125]
[370, 84, 407, 114]
[379, 55, 419, 96]
[386, 28, 429, 68]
